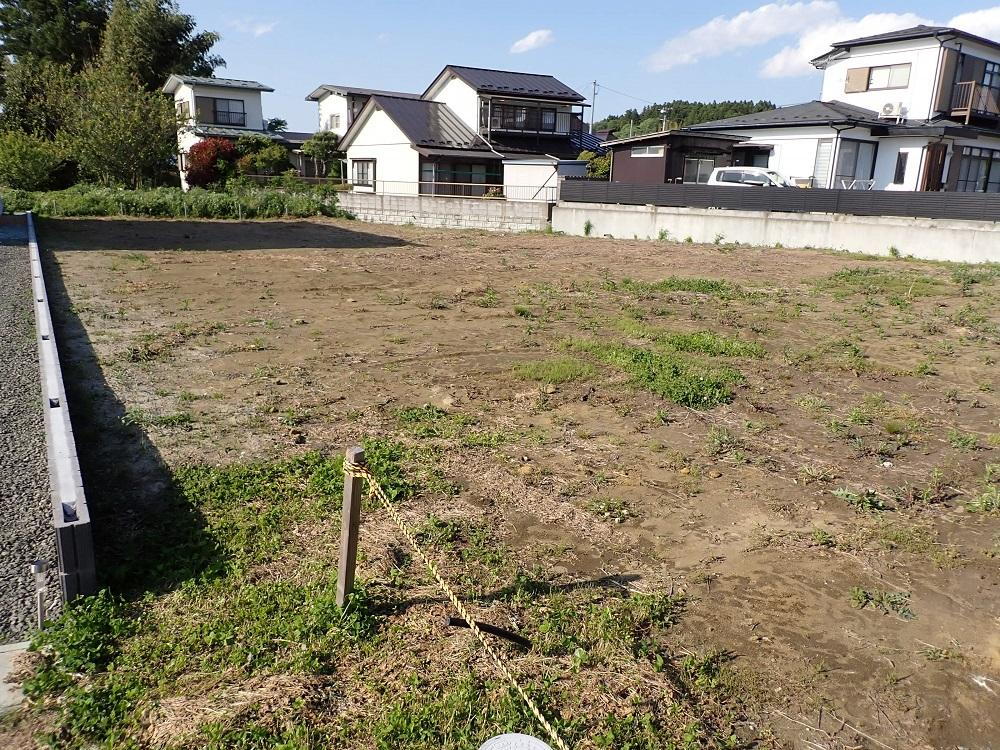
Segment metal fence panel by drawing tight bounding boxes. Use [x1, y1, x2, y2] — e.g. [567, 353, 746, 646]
[559, 181, 1000, 222]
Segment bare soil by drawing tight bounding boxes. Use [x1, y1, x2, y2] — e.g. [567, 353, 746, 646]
[28, 217, 1000, 748]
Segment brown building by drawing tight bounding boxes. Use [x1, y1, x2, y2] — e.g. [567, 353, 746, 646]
[602, 130, 743, 184]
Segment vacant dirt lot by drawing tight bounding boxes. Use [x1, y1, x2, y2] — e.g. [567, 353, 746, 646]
[17, 216, 1000, 748]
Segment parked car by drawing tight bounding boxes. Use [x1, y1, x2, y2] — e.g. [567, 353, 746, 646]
[706, 167, 792, 187]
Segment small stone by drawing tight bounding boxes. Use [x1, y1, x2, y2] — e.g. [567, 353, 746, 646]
[542, 383, 557, 394]
[275, 378, 287, 385]
[347, 298, 357, 303]
[679, 466, 690, 475]
[708, 470, 722, 479]
[517, 464, 534, 476]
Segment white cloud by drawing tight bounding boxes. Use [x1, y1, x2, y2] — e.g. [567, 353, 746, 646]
[644, 1, 836, 72]
[645, 3, 1000, 80]
[760, 12, 928, 78]
[510, 29, 554, 54]
[230, 19, 277, 37]
[948, 7, 1000, 40]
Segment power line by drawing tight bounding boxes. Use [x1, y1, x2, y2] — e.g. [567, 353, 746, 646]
[594, 83, 656, 106]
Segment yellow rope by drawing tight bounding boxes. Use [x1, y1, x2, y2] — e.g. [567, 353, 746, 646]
[343, 459, 570, 750]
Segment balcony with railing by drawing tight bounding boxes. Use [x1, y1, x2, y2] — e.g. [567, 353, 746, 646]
[479, 101, 583, 136]
[951, 80, 1000, 123]
[203, 110, 247, 127]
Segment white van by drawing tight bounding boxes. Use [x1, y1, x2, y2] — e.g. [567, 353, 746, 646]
[706, 167, 792, 187]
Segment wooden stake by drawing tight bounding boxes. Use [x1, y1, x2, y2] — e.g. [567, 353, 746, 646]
[336, 446, 365, 607]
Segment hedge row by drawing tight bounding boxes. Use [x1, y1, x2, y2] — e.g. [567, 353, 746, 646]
[0, 184, 351, 220]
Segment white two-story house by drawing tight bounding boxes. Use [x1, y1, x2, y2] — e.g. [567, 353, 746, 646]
[304, 85, 421, 138]
[324, 65, 599, 198]
[688, 25, 1000, 192]
[163, 75, 288, 189]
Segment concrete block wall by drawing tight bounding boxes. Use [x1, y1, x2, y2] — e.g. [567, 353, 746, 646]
[551, 202, 1000, 264]
[338, 192, 550, 232]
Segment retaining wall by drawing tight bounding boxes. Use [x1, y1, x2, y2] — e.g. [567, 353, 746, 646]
[338, 192, 550, 232]
[551, 202, 1000, 264]
[27, 213, 96, 600]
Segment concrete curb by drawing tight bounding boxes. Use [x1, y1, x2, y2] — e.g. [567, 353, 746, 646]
[0, 641, 28, 714]
[27, 212, 96, 601]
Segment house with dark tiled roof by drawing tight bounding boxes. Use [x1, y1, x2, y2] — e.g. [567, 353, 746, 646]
[685, 24, 1000, 191]
[331, 65, 594, 198]
[163, 75, 315, 189]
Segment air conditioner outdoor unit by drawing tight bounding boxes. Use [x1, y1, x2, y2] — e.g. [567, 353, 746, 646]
[879, 102, 904, 120]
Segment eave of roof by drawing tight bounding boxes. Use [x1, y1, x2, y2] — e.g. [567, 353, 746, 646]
[423, 65, 586, 102]
[163, 74, 274, 94]
[602, 129, 743, 147]
[809, 24, 1000, 65]
[191, 126, 285, 140]
[685, 101, 883, 130]
[305, 84, 421, 102]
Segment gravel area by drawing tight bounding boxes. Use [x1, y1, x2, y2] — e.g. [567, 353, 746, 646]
[0, 216, 57, 643]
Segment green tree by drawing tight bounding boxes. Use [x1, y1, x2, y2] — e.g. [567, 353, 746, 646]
[301, 131, 341, 177]
[98, 0, 223, 90]
[0, 56, 74, 138]
[0, 0, 108, 72]
[265, 117, 287, 132]
[578, 150, 610, 179]
[0, 130, 63, 189]
[59, 62, 177, 187]
[595, 100, 776, 139]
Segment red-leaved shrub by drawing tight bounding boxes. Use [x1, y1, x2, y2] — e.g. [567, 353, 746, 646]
[185, 138, 238, 187]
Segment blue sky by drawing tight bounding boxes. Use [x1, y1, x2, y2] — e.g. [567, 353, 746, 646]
[177, 1, 1000, 132]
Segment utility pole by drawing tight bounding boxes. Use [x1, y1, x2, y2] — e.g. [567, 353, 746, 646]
[660, 107, 668, 132]
[590, 80, 597, 132]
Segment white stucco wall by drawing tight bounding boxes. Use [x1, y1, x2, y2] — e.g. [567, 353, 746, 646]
[425, 75, 480, 131]
[316, 91, 350, 137]
[344, 108, 419, 194]
[820, 40, 943, 120]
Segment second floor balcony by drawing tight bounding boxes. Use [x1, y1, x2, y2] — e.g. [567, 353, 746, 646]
[951, 80, 1000, 123]
[479, 101, 583, 137]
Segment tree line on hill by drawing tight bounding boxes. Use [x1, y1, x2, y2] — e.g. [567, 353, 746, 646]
[595, 99, 776, 139]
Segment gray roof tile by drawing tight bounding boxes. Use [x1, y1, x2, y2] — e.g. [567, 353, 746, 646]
[435, 66, 585, 102]
[686, 101, 882, 129]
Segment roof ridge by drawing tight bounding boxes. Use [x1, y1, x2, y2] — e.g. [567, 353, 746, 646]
[446, 64, 559, 78]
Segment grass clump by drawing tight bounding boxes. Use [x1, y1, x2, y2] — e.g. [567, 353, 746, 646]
[606, 276, 744, 299]
[815, 268, 947, 300]
[567, 339, 741, 408]
[833, 487, 886, 513]
[849, 587, 915, 620]
[513, 356, 595, 384]
[620, 320, 765, 359]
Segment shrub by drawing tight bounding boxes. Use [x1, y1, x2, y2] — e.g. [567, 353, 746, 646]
[0, 130, 63, 190]
[0, 184, 350, 220]
[186, 137, 238, 188]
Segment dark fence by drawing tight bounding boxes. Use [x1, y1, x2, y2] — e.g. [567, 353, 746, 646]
[560, 181, 1000, 222]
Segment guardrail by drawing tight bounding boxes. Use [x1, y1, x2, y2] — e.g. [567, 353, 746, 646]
[359, 180, 558, 202]
[560, 180, 1000, 222]
[27, 212, 96, 601]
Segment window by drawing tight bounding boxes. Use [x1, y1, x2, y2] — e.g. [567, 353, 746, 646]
[353, 159, 375, 187]
[540, 109, 556, 131]
[955, 146, 1000, 192]
[195, 96, 246, 126]
[813, 139, 833, 188]
[326, 114, 341, 130]
[683, 157, 715, 183]
[176, 101, 191, 120]
[717, 170, 744, 183]
[630, 145, 665, 157]
[834, 139, 876, 188]
[893, 152, 908, 184]
[867, 63, 910, 90]
[984, 61, 1000, 88]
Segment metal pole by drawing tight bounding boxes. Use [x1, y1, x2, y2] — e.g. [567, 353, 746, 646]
[336, 446, 365, 607]
[590, 81, 597, 132]
[31, 560, 47, 629]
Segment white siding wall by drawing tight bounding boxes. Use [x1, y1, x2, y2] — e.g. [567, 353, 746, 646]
[871, 137, 930, 191]
[820, 40, 942, 120]
[317, 92, 350, 137]
[344, 108, 419, 194]
[426, 75, 480, 130]
[183, 84, 266, 130]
